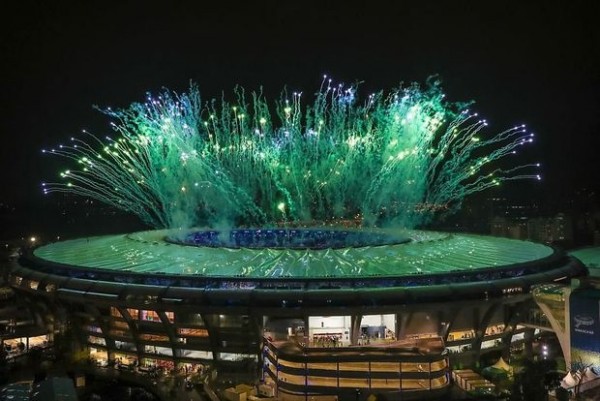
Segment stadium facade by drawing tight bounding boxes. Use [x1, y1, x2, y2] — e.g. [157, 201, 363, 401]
[8, 228, 586, 400]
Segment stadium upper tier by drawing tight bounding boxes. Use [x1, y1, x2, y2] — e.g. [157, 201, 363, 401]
[31, 229, 555, 279]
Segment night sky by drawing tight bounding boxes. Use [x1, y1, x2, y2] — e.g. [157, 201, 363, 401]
[1, 1, 598, 236]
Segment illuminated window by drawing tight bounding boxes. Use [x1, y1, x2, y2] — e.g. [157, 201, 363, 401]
[144, 345, 172, 356]
[141, 310, 159, 322]
[140, 334, 169, 342]
[219, 353, 257, 361]
[88, 335, 106, 346]
[177, 328, 209, 337]
[84, 325, 102, 334]
[115, 340, 136, 351]
[164, 311, 175, 323]
[127, 308, 139, 319]
[180, 349, 213, 359]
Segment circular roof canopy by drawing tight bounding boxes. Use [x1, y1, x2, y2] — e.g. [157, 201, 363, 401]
[32, 229, 555, 279]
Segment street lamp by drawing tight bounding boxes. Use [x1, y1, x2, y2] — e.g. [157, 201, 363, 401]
[542, 344, 548, 359]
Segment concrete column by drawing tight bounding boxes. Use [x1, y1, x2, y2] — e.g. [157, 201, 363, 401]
[523, 328, 535, 359]
[304, 316, 310, 344]
[350, 314, 362, 345]
[396, 311, 412, 340]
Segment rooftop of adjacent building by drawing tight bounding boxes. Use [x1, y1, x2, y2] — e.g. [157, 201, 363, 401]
[570, 247, 600, 277]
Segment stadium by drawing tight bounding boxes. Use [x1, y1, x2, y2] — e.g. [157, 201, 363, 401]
[8, 81, 584, 400]
[9, 227, 585, 400]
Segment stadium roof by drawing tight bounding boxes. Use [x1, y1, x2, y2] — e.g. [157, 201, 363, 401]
[32, 229, 555, 279]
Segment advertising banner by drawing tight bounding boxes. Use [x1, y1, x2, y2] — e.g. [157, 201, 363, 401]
[570, 288, 600, 370]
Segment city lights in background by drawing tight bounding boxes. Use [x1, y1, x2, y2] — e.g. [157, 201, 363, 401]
[42, 77, 539, 230]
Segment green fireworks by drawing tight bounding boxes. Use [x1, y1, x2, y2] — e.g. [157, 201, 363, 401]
[42, 77, 539, 229]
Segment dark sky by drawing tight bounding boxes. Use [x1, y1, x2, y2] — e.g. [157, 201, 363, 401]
[1, 1, 598, 219]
